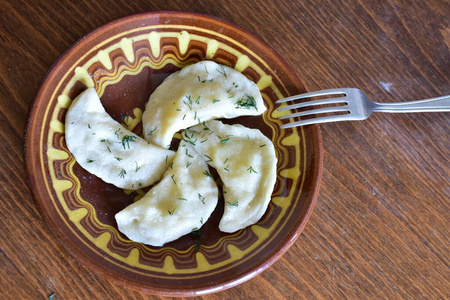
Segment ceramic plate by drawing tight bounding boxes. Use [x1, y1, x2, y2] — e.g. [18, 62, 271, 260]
[25, 11, 322, 296]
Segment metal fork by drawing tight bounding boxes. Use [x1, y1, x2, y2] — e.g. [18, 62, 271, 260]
[276, 88, 450, 128]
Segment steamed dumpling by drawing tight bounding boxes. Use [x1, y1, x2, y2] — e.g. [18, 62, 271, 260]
[142, 61, 266, 148]
[115, 141, 218, 246]
[182, 120, 277, 233]
[65, 88, 175, 190]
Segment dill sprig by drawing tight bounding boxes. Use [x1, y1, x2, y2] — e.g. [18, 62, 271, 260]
[147, 127, 157, 137]
[227, 200, 239, 207]
[235, 94, 258, 111]
[198, 193, 205, 204]
[114, 128, 122, 139]
[119, 135, 137, 149]
[216, 65, 227, 77]
[247, 166, 258, 173]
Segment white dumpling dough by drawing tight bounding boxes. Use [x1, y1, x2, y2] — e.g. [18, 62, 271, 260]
[65, 88, 175, 190]
[182, 120, 277, 233]
[115, 141, 218, 246]
[142, 60, 266, 148]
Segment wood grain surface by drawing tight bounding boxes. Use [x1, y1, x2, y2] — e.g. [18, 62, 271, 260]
[1, 0, 449, 299]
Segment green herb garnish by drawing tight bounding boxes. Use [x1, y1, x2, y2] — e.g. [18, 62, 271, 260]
[247, 166, 258, 173]
[147, 127, 157, 136]
[235, 94, 258, 111]
[217, 65, 227, 77]
[119, 135, 137, 149]
[227, 200, 239, 207]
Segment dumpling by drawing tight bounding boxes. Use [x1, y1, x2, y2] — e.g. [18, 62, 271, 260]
[115, 141, 218, 246]
[142, 60, 266, 148]
[65, 88, 175, 190]
[182, 120, 277, 233]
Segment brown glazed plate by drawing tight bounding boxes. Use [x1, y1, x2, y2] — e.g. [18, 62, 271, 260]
[24, 11, 323, 296]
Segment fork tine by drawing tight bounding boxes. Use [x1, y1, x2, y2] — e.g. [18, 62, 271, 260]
[277, 97, 348, 111]
[279, 105, 350, 119]
[275, 88, 346, 104]
[280, 114, 353, 129]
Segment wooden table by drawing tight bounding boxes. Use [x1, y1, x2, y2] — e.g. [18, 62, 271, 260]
[1, 0, 449, 299]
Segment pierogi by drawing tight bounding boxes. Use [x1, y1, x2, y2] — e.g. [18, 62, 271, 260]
[182, 120, 277, 233]
[65, 88, 175, 190]
[115, 141, 218, 247]
[142, 61, 266, 148]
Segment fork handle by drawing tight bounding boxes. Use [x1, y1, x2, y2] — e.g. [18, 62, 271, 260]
[373, 95, 450, 113]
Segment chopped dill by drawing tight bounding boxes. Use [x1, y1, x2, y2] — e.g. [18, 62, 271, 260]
[203, 170, 212, 177]
[86, 159, 95, 163]
[114, 128, 122, 139]
[204, 154, 213, 162]
[216, 65, 227, 77]
[171, 174, 176, 184]
[191, 228, 202, 239]
[168, 208, 175, 215]
[118, 169, 126, 178]
[115, 157, 122, 161]
[220, 138, 230, 144]
[227, 200, 239, 207]
[235, 94, 258, 111]
[247, 166, 258, 173]
[119, 135, 137, 149]
[198, 193, 205, 204]
[147, 127, 157, 136]
[135, 161, 141, 172]
[193, 241, 201, 252]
